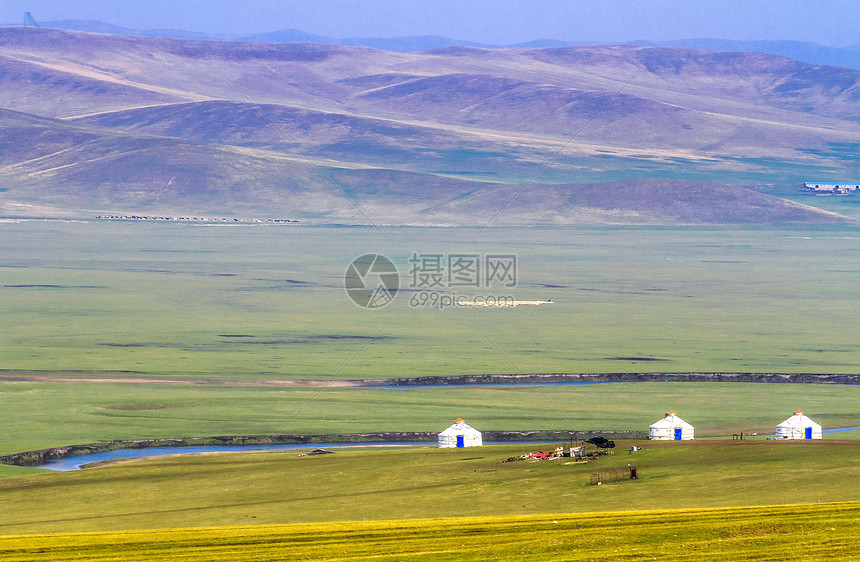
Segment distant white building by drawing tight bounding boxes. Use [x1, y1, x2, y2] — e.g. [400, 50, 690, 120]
[804, 182, 860, 194]
[649, 411, 694, 441]
[438, 418, 482, 448]
[775, 410, 822, 440]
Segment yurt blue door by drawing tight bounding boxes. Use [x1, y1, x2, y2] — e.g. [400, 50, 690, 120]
[674, 428, 682, 440]
[456, 435, 465, 448]
[805, 427, 812, 439]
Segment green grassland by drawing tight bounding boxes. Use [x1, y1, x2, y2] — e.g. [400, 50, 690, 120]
[1, 441, 859, 535]
[0, 502, 858, 561]
[2, 221, 860, 380]
[1, 221, 859, 556]
[1, 381, 859, 456]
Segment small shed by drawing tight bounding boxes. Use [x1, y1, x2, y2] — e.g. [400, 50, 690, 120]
[438, 418, 482, 448]
[649, 411, 694, 440]
[775, 410, 822, 440]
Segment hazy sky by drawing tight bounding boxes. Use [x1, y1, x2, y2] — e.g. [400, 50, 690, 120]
[4, 0, 859, 47]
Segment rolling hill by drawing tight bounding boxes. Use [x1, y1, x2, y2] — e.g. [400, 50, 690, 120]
[15, 20, 860, 70]
[1, 26, 859, 224]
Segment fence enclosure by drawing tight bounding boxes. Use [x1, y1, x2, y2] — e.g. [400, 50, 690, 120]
[590, 466, 638, 485]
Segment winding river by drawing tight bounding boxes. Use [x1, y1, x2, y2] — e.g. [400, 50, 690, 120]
[35, 442, 434, 471]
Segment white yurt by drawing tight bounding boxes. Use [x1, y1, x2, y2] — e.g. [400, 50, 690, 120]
[775, 410, 822, 440]
[649, 411, 694, 440]
[438, 418, 482, 448]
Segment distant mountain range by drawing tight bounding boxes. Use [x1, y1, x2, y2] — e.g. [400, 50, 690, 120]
[0, 26, 858, 224]
[6, 19, 860, 69]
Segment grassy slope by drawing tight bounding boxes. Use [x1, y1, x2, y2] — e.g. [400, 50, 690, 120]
[2, 108, 851, 222]
[1, 381, 860, 456]
[0, 442, 859, 535]
[0, 502, 858, 561]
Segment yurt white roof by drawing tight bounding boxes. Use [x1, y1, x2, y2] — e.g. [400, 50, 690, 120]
[649, 411, 694, 440]
[438, 418, 482, 447]
[776, 410, 822, 439]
